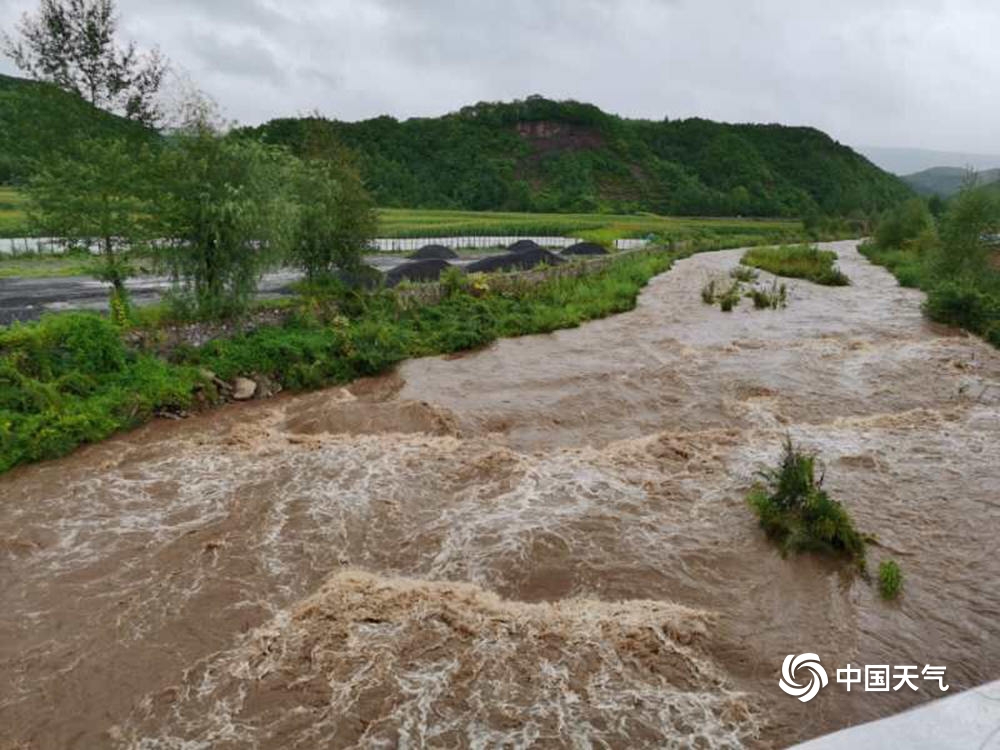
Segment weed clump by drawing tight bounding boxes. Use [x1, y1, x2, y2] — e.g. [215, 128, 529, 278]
[730, 266, 759, 283]
[749, 280, 788, 310]
[747, 437, 867, 569]
[878, 560, 903, 599]
[701, 279, 717, 305]
[719, 281, 742, 312]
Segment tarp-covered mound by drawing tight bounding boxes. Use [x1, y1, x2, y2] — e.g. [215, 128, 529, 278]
[466, 248, 567, 274]
[386, 259, 456, 287]
[409, 244, 459, 260]
[337, 265, 384, 290]
[507, 239, 543, 254]
[562, 242, 609, 256]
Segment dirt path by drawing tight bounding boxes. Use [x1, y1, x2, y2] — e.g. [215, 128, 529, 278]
[1, 241, 998, 748]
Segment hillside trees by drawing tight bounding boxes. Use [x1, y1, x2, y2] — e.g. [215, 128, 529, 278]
[239, 97, 911, 218]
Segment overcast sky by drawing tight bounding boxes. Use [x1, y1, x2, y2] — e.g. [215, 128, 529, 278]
[1, 0, 998, 156]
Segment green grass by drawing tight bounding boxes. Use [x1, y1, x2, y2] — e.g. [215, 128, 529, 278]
[0, 249, 100, 278]
[0, 248, 679, 474]
[878, 560, 903, 599]
[741, 244, 850, 286]
[747, 437, 868, 570]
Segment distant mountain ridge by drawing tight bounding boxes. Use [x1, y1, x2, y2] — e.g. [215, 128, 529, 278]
[860, 145, 1000, 176]
[240, 97, 911, 217]
[901, 166, 1000, 198]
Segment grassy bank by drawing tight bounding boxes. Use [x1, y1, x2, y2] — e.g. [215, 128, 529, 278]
[861, 241, 1000, 346]
[742, 244, 850, 286]
[0, 249, 675, 475]
[860, 191, 1000, 347]
[0, 249, 100, 278]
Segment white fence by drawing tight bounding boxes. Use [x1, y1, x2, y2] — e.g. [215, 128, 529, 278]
[613, 238, 652, 251]
[370, 236, 588, 253]
[1, 235, 654, 256]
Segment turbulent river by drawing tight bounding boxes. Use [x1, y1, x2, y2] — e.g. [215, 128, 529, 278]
[2, 240, 999, 749]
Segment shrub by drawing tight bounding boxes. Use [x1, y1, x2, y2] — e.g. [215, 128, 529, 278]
[440, 266, 468, 297]
[747, 437, 867, 569]
[874, 198, 934, 251]
[878, 560, 903, 599]
[730, 266, 758, 283]
[0, 313, 204, 473]
[923, 279, 998, 331]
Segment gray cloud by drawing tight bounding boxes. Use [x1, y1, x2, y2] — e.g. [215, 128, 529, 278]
[1, 0, 998, 153]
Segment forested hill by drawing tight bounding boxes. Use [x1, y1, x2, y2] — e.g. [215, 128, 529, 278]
[240, 97, 912, 217]
[0, 74, 152, 183]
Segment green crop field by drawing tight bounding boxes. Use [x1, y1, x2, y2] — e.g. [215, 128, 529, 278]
[377, 208, 804, 245]
[0, 189, 806, 244]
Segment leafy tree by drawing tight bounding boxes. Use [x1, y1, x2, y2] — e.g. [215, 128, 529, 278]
[155, 127, 294, 318]
[937, 186, 1000, 277]
[2, 0, 167, 126]
[26, 137, 154, 322]
[288, 157, 377, 280]
[874, 198, 933, 250]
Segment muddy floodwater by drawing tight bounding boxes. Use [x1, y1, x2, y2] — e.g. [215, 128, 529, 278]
[2, 240, 999, 749]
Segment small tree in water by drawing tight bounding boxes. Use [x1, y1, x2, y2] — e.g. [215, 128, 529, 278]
[747, 437, 867, 570]
[26, 137, 155, 324]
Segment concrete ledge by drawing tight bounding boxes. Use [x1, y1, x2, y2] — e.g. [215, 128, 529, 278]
[794, 680, 1000, 749]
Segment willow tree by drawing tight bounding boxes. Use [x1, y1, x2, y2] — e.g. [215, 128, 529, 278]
[155, 127, 295, 319]
[27, 138, 155, 323]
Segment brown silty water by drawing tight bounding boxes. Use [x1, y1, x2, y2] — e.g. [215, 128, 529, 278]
[2, 240, 999, 748]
